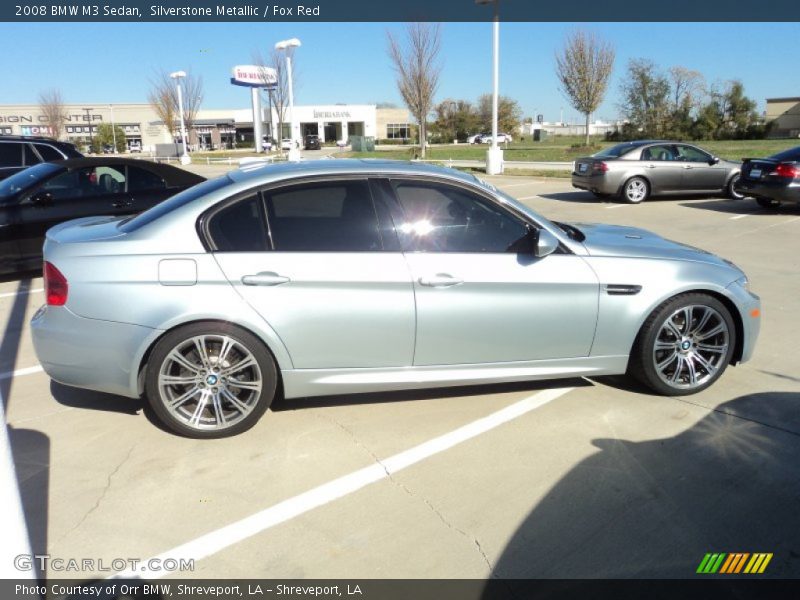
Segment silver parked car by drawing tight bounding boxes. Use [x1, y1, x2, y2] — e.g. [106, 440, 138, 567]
[31, 160, 761, 438]
[572, 140, 743, 203]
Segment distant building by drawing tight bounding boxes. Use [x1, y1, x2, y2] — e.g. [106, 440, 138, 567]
[765, 97, 800, 138]
[518, 120, 622, 138]
[0, 103, 412, 151]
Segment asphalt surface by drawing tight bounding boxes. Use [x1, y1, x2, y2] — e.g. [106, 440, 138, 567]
[3, 166, 799, 583]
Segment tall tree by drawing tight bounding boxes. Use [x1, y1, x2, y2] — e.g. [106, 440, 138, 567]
[387, 23, 442, 158]
[432, 99, 480, 142]
[555, 30, 615, 145]
[619, 59, 671, 138]
[254, 49, 291, 153]
[38, 89, 66, 140]
[147, 70, 204, 143]
[477, 94, 523, 136]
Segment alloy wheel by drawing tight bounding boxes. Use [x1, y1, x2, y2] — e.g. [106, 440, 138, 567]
[625, 179, 648, 203]
[652, 305, 730, 391]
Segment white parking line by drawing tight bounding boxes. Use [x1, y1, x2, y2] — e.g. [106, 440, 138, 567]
[605, 204, 627, 209]
[0, 288, 43, 299]
[111, 386, 574, 580]
[495, 182, 540, 189]
[517, 195, 541, 201]
[730, 213, 756, 220]
[0, 366, 44, 381]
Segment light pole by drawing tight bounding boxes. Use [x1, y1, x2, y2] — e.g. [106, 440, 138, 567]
[109, 104, 117, 154]
[476, 0, 502, 174]
[170, 71, 191, 165]
[82, 107, 94, 152]
[275, 38, 301, 161]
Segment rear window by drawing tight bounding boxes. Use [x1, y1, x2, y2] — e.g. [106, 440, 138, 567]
[594, 143, 640, 158]
[769, 147, 800, 162]
[119, 176, 230, 232]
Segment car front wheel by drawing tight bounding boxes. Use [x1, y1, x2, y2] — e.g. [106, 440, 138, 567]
[629, 293, 736, 395]
[622, 177, 649, 204]
[145, 322, 278, 438]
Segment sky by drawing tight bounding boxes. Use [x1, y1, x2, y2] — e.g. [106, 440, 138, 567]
[1, 21, 798, 123]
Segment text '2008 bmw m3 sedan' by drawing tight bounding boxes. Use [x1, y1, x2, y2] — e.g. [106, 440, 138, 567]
[31, 160, 761, 438]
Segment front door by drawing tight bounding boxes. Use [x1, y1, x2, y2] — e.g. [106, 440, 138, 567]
[383, 178, 599, 366]
[674, 144, 728, 191]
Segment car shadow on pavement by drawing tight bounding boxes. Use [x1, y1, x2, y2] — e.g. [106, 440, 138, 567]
[50, 381, 144, 415]
[484, 390, 800, 583]
[537, 192, 615, 204]
[272, 378, 590, 411]
[679, 199, 800, 215]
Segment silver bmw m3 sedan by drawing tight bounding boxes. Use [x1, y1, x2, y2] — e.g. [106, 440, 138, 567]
[31, 160, 761, 438]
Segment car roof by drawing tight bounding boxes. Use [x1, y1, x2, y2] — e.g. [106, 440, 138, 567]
[228, 158, 478, 186]
[50, 157, 205, 185]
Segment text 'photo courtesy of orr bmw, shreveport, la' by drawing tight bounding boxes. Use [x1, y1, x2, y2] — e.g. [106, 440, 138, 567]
[28, 159, 761, 438]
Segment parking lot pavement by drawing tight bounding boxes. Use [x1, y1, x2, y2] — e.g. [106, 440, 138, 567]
[4, 172, 800, 581]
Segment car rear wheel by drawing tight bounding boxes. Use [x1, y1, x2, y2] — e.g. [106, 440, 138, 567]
[727, 174, 745, 199]
[629, 293, 735, 396]
[756, 197, 780, 209]
[145, 322, 278, 438]
[622, 177, 649, 204]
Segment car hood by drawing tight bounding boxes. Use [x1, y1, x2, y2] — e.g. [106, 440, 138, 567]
[572, 222, 738, 270]
[46, 215, 127, 244]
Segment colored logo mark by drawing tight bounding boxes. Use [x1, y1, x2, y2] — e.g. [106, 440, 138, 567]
[696, 553, 773, 574]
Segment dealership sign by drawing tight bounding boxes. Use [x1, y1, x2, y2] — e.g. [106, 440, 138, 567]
[230, 65, 277, 88]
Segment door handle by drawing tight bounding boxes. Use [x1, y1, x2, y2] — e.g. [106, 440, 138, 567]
[112, 200, 133, 208]
[418, 274, 463, 287]
[645, 164, 656, 168]
[683, 165, 693, 169]
[242, 272, 290, 286]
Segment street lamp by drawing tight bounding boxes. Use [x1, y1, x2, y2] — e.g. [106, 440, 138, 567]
[170, 70, 191, 165]
[82, 107, 94, 152]
[476, 0, 502, 174]
[274, 37, 301, 161]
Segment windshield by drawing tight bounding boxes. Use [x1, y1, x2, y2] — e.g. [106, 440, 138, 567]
[0, 162, 62, 201]
[593, 143, 640, 159]
[119, 176, 231, 232]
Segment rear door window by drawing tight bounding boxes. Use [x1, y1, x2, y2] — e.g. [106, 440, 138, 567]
[23, 144, 41, 166]
[207, 194, 268, 252]
[264, 180, 383, 251]
[33, 143, 64, 161]
[0, 142, 21, 168]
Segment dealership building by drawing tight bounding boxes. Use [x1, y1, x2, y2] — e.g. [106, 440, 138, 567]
[0, 103, 412, 151]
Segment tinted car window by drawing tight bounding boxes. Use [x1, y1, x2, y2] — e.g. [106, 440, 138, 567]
[392, 181, 528, 253]
[34, 143, 65, 161]
[0, 162, 61, 200]
[675, 145, 711, 162]
[208, 195, 268, 252]
[641, 145, 675, 161]
[23, 144, 41, 166]
[770, 147, 800, 162]
[594, 143, 640, 158]
[128, 166, 166, 192]
[40, 166, 126, 200]
[120, 176, 230, 233]
[0, 142, 21, 168]
[265, 180, 382, 252]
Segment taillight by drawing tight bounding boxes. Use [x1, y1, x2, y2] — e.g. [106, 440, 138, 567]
[593, 161, 609, 173]
[44, 262, 68, 306]
[770, 163, 798, 179]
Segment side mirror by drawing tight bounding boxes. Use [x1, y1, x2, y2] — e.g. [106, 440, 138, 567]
[534, 229, 559, 258]
[710, 156, 720, 165]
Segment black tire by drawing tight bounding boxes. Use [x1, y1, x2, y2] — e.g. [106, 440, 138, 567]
[628, 293, 736, 396]
[621, 177, 649, 204]
[145, 322, 278, 438]
[756, 197, 780, 209]
[727, 174, 745, 200]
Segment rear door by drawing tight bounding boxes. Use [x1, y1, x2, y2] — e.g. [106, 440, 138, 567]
[210, 178, 416, 369]
[639, 144, 684, 193]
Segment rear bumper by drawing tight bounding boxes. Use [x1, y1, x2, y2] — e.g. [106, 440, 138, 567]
[571, 174, 620, 195]
[31, 305, 158, 398]
[737, 180, 800, 204]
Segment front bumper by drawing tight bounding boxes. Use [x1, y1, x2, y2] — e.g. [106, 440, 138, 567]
[31, 305, 158, 399]
[725, 280, 761, 364]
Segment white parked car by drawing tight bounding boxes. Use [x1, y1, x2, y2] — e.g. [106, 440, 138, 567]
[281, 139, 295, 151]
[336, 139, 349, 148]
[467, 134, 486, 144]
[128, 141, 142, 153]
[483, 133, 513, 144]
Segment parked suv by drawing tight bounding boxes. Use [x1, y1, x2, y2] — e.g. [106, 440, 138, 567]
[0, 136, 83, 181]
[304, 135, 321, 150]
